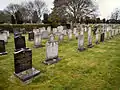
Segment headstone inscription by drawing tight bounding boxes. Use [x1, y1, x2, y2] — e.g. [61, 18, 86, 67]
[14, 48, 40, 82]
[78, 35, 86, 51]
[28, 31, 34, 41]
[14, 36, 26, 51]
[43, 41, 61, 65]
[0, 40, 7, 55]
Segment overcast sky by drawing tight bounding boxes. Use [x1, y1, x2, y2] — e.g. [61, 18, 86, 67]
[0, 0, 120, 19]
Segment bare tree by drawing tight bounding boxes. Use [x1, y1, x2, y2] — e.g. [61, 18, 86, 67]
[53, 0, 98, 24]
[4, 3, 21, 15]
[111, 8, 120, 20]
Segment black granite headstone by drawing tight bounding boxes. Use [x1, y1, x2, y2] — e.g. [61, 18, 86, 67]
[0, 40, 7, 55]
[14, 36, 26, 51]
[100, 33, 105, 42]
[28, 31, 34, 41]
[14, 49, 40, 82]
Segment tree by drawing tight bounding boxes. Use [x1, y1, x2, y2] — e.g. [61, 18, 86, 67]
[111, 8, 120, 20]
[53, 0, 98, 24]
[15, 10, 23, 24]
[42, 13, 49, 24]
[4, 0, 48, 23]
[0, 10, 11, 23]
[32, 11, 39, 23]
[11, 15, 16, 24]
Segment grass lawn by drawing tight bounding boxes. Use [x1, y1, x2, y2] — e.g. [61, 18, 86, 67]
[0, 32, 120, 90]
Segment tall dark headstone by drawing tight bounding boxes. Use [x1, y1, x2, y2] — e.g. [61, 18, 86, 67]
[14, 36, 26, 51]
[28, 31, 34, 41]
[14, 49, 40, 82]
[100, 33, 105, 42]
[0, 40, 7, 55]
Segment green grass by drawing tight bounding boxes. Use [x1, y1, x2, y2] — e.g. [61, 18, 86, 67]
[0, 32, 120, 90]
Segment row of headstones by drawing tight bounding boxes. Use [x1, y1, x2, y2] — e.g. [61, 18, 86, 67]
[78, 24, 120, 51]
[13, 24, 120, 82]
[0, 24, 120, 83]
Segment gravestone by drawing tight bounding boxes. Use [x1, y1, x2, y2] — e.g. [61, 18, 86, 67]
[87, 26, 94, 48]
[95, 28, 99, 44]
[14, 48, 40, 82]
[68, 29, 72, 40]
[104, 25, 107, 40]
[73, 28, 77, 35]
[100, 33, 105, 42]
[0, 40, 7, 55]
[78, 35, 86, 51]
[58, 34, 64, 42]
[49, 34, 55, 43]
[34, 32, 43, 48]
[62, 30, 67, 35]
[43, 41, 61, 65]
[53, 28, 57, 34]
[0, 31, 8, 43]
[41, 31, 49, 39]
[4, 30, 10, 38]
[28, 31, 34, 41]
[47, 26, 51, 33]
[75, 32, 79, 39]
[14, 36, 26, 51]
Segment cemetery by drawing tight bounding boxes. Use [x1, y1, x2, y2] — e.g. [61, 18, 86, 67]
[0, 24, 120, 90]
[0, 0, 120, 89]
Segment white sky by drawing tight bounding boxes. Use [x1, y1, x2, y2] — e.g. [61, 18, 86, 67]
[0, 0, 120, 19]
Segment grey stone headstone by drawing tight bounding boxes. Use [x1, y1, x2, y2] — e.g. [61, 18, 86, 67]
[95, 28, 99, 44]
[43, 41, 61, 65]
[63, 30, 67, 35]
[88, 26, 93, 48]
[73, 28, 77, 35]
[53, 28, 57, 34]
[78, 35, 85, 51]
[0, 31, 8, 43]
[47, 26, 51, 33]
[49, 34, 55, 43]
[59, 34, 64, 41]
[34, 32, 42, 47]
[41, 31, 49, 39]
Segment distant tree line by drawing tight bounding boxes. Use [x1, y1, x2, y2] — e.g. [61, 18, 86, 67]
[0, 0, 120, 25]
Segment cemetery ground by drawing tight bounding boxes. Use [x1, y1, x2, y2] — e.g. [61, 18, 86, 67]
[0, 33, 120, 90]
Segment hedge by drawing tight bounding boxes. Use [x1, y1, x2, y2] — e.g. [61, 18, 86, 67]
[0, 24, 50, 32]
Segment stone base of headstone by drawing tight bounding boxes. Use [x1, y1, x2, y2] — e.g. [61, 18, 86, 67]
[87, 44, 94, 48]
[14, 67, 40, 82]
[78, 48, 86, 52]
[43, 56, 61, 65]
[34, 45, 45, 48]
[0, 51, 7, 55]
